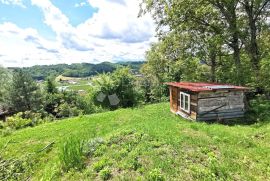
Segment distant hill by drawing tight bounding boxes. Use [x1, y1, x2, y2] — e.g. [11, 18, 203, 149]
[10, 61, 144, 80]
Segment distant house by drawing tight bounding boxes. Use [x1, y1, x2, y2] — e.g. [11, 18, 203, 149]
[165, 82, 250, 121]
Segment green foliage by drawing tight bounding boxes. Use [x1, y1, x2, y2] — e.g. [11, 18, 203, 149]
[100, 168, 112, 180]
[0, 66, 12, 107]
[1, 111, 52, 131]
[93, 67, 140, 109]
[147, 168, 165, 181]
[0, 155, 34, 181]
[84, 138, 105, 157]
[45, 78, 58, 94]
[5, 112, 32, 130]
[0, 127, 13, 137]
[140, 0, 270, 94]
[93, 158, 109, 172]
[56, 102, 83, 118]
[248, 95, 270, 123]
[9, 70, 43, 113]
[17, 62, 144, 80]
[44, 90, 96, 118]
[59, 137, 85, 172]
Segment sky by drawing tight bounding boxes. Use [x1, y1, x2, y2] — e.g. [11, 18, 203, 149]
[0, 0, 156, 67]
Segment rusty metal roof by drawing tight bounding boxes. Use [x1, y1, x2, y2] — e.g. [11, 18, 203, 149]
[165, 82, 250, 92]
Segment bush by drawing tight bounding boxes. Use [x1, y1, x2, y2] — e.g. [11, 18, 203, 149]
[5, 112, 32, 129]
[59, 137, 85, 172]
[0, 127, 13, 137]
[56, 103, 83, 118]
[247, 95, 270, 123]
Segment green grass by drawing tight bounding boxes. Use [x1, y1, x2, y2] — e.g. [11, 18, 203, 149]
[0, 103, 270, 180]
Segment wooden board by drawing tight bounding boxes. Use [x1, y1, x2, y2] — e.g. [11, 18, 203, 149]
[197, 90, 245, 120]
[170, 86, 179, 113]
[198, 95, 244, 113]
[198, 91, 243, 99]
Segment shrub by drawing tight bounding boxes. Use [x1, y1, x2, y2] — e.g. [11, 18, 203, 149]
[56, 103, 83, 118]
[5, 112, 32, 129]
[59, 137, 85, 172]
[247, 95, 270, 123]
[0, 127, 13, 137]
[100, 168, 112, 180]
[0, 155, 34, 180]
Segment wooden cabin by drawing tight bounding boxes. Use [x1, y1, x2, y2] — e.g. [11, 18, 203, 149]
[165, 82, 250, 121]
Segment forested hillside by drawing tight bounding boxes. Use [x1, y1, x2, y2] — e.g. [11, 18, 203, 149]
[9, 61, 144, 80]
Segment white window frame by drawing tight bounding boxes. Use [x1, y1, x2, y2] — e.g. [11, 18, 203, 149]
[179, 92, 190, 113]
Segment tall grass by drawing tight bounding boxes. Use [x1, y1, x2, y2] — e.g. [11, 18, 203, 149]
[58, 137, 85, 172]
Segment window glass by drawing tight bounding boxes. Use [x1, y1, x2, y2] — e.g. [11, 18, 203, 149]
[180, 92, 190, 113]
[184, 95, 188, 110]
[181, 94, 184, 108]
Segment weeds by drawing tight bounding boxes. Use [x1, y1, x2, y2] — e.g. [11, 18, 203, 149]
[0, 155, 34, 180]
[100, 168, 112, 180]
[147, 168, 165, 181]
[59, 137, 85, 172]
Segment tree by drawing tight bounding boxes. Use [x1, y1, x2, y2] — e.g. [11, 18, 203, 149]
[241, 0, 270, 77]
[92, 67, 139, 109]
[9, 70, 42, 113]
[45, 78, 58, 94]
[0, 66, 12, 107]
[140, 0, 270, 87]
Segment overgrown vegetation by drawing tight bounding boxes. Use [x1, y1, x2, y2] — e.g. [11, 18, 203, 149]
[0, 103, 269, 180]
[59, 137, 85, 172]
[139, 0, 270, 97]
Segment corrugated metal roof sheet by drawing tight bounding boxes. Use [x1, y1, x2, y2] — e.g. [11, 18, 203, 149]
[165, 82, 250, 92]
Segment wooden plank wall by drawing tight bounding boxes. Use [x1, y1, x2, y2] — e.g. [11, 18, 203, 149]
[170, 86, 178, 113]
[197, 91, 245, 121]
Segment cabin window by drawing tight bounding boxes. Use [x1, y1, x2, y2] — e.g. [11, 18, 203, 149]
[179, 92, 190, 113]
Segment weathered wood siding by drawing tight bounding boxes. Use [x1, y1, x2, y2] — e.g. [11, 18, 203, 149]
[197, 91, 245, 121]
[170, 86, 178, 113]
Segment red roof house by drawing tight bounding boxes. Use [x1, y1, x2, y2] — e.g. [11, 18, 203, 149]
[165, 82, 250, 121]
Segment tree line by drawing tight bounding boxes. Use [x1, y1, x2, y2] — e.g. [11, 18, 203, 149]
[12, 61, 144, 80]
[139, 0, 270, 95]
[0, 66, 155, 130]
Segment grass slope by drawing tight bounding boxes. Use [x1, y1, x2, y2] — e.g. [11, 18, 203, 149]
[0, 103, 270, 180]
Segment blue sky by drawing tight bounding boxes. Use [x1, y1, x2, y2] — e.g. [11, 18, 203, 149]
[0, 0, 155, 67]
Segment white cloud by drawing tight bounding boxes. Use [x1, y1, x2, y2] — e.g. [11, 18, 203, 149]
[0, 0, 156, 67]
[0, 0, 26, 8]
[75, 2, 87, 8]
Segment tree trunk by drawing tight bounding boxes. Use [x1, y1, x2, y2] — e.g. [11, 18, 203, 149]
[231, 12, 243, 85]
[210, 49, 217, 82]
[244, 1, 261, 78]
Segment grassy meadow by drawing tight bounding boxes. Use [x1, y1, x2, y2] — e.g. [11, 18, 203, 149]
[0, 103, 270, 180]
